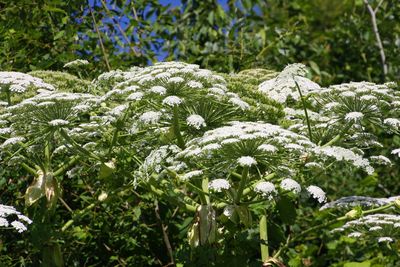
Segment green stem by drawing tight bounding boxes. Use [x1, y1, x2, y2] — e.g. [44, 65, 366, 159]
[294, 77, 313, 142]
[60, 129, 101, 161]
[172, 106, 185, 149]
[107, 104, 131, 156]
[235, 166, 249, 204]
[260, 214, 269, 261]
[322, 123, 352, 147]
[61, 203, 96, 232]
[53, 156, 80, 177]
[5, 88, 11, 106]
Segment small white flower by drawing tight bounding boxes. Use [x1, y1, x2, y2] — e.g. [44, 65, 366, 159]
[229, 98, 250, 110]
[187, 81, 203, 89]
[208, 179, 230, 192]
[258, 144, 277, 153]
[369, 226, 382, 231]
[348, 232, 362, 238]
[48, 119, 69, 127]
[391, 148, 400, 157]
[2, 137, 25, 147]
[17, 214, 32, 224]
[11, 221, 27, 233]
[254, 182, 276, 197]
[384, 118, 400, 128]
[377, 237, 393, 243]
[340, 91, 356, 98]
[280, 178, 301, 194]
[0, 217, 8, 227]
[307, 185, 326, 203]
[150, 86, 167, 95]
[139, 111, 162, 124]
[181, 170, 203, 180]
[127, 92, 144, 101]
[168, 77, 185, 84]
[237, 156, 257, 167]
[186, 114, 206, 129]
[223, 205, 235, 217]
[162, 96, 183, 107]
[202, 143, 221, 151]
[345, 112, 364, 122]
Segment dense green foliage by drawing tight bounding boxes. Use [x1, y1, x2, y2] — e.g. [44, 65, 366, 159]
[1, 0, 399, 83]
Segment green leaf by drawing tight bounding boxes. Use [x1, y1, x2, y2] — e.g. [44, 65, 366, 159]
[276, 196, 297, 224]
[99, 161, 116, 179]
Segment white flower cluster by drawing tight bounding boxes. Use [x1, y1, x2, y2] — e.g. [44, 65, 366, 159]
[313, 146, 374, 175]
[179, 121, 314, 162]
[137, 145, 183, 180]
[258, 63, 320, 103]
[186, 114, 206, 130]
[332, 213, 400, 244]
[95, 62, 250, 127]
[321, 195, 400, 210]
[316, 81, 400, 128]
[208, 179, 231, 192]
[0, 204, 32, 233]
[0, 71, 55, 94]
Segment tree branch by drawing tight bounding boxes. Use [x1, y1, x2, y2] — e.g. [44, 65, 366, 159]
[363, 0, 388, 82]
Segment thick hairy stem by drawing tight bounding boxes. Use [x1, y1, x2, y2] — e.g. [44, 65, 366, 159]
[235, 166, 249, 204]
[260, 214, 269, 261]
[172, 106, 185, 149]
[154, 200, 175, 266]
[294, 77, 313, 142]
[61, 203, 96, 232]
[363, 0, 388, 82]
[53, 156, 80, 177]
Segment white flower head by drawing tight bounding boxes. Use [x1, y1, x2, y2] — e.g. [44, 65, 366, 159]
[187, 81, 203, 89]
[11, 221, 27, 233]
[127, 92, 144, 101]
[348, 232, 362, 238]
[258, 144, 277, 153]
[237, 156, 257, 167]
[391, 148, 400, 157]
[186, 114, 206, 129]
[168, 77, 185, 84]
[280, 178, 301, 194]
[48, 119, 69, 127]
[139, 111, 162, 124]
[345, 112, 364, 122]
[307, 185, 326, 203]
[162, 96, 183, 107]
[208, 179, 231, 192]
[150, 86, 167, 95]
[254, 182, 276, 198]
[377, 237, 393, 243]
[181, 170, 203, 180]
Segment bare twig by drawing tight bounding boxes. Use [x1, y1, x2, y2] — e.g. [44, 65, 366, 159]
[363, 0, 388, 82]
[89, 5, 111, 71]
[100, 0, 140, 56]
[154, 200, 175, 266]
